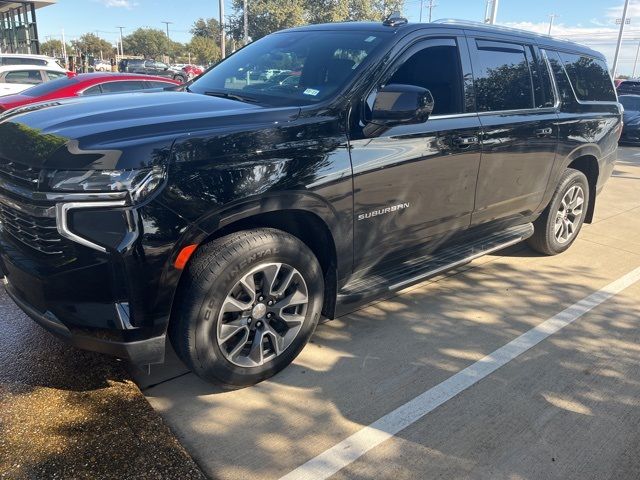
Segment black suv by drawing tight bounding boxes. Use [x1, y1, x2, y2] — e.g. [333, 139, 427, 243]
[119, 58, 187, 83]
[0, 19, 620, 386]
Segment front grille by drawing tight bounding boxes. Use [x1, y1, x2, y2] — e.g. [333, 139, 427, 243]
[0, 202, 70, 256]
[0, 157, 40, 189]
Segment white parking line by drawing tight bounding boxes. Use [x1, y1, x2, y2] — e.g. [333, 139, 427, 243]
[280, 266, 640, 480]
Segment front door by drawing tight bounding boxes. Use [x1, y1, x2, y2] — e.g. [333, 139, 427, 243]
[349, 36, 481, 270]
[467, 37, 559, 225]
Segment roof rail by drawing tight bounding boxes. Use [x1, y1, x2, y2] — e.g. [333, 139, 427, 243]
[433, 18, 556, 38]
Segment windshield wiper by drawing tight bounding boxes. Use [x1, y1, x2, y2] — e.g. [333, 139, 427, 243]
[203, 90, 259, 103]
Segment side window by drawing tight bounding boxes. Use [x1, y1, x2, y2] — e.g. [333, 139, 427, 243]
[538, 50, 556, 107]
[147, 81, 171, 89]
[46, 71, 67, 80]
[384, 38, 465, 115]
[558, 52, 616, 102]
[3, 57, 45, 66]
[83, 85, 102, 95]
[544, 50, 574, 105]
[99, 81, 146, 93]
[472, 39, 534, 111]
[4, 70, 43, 84]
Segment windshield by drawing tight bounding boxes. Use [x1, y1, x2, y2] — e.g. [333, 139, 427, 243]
[20, 76, 78, 97]
[189, 30, 390, 106]
[620, 95, 640, 111]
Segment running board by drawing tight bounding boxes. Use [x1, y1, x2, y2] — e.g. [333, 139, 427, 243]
[336, 223, 534, 311]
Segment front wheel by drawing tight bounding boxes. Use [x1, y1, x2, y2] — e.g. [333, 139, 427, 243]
[528, 168, 589, 255]
[169, 228, 324, 387]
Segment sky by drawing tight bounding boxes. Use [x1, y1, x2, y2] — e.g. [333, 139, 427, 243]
[35, 0, 640, 75]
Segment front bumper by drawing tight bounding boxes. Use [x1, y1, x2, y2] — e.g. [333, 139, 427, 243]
[5, 281, 166, 364]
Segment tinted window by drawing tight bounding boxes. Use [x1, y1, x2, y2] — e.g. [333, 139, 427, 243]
[617, 81, 640, 95]
[99, 81, 146, 93]
[386, 38, 464, 115]
[2, 57, 47, 66]
[528, 48, 556, 108]
[46, 71, 67, 80]
[147, 81, 172, 89]
[558, 52, 615, 102]
[472, 40, 534, 111]
[190, 30, 390, 106]
[3, 70, 43, 84]
[19, 76, 79, 96]
[538, 51, 556, 107]
[83, 85, 102, 95]
[544, 50, 575, 105]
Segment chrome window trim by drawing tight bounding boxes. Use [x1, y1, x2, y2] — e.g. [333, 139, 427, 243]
[56, 200, 127, 252]
[540, 49, 561, 109]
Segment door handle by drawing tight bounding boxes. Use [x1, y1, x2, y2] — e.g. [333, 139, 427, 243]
[452, 135, 479, 147]
[535, 127, 553, 137]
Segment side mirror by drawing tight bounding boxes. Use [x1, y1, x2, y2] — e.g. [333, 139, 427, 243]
[371, 84, 434, 126]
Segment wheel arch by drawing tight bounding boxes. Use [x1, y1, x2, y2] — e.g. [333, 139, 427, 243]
[166, 193, 347, 322]
[566, 154, 599, 224]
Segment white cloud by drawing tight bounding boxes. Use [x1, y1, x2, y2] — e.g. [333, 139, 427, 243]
[98, 0, 137, 8]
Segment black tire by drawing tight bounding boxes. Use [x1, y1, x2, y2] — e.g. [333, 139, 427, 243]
[173, 74, 187, 84]
[169, 228, 324, 387]
[528, 168, 590, 255]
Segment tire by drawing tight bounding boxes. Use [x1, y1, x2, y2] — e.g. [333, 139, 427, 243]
[173, 74, 186, 83]
[169, 228, 324, 387]
[528, 168, 589, 255]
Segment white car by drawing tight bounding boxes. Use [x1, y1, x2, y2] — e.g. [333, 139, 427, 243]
[0, 53, 65, 71]
[0, 65, 70, 96]
[93, 60, 112, 72]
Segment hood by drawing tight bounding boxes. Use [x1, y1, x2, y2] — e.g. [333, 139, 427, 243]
[0, 93, 32, 112]
[0, 91, 300, 170]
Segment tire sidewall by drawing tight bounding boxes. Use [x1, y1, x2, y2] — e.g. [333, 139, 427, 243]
[190, 234, 323, 386]
[544, 170, 589, 254]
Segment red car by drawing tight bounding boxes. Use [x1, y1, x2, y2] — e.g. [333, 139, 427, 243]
[0, 73, 180, 112]
[183, 64, 204, 78]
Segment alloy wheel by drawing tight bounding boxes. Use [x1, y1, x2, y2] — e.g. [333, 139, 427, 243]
[554, 185, 585, 244]
[216, 262, 309, 367]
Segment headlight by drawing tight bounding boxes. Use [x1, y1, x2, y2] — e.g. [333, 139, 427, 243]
[44, 166, 165, 203]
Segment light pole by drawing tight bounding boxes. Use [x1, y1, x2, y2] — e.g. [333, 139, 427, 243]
[633, 40, 640, 78]
[243, 0, 248, 44]
[485, 0, 498, 24]
[612, 0, 630, 78]
[548, 14, 558, 35]
[117, 26, 125, 57]
[427, 0, 437, 22]
[161, 21, 173, 39]
[219, 0, 226, 59]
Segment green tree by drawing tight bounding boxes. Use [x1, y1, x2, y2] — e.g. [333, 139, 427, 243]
[188, 36, 221, 65]
[71, 33, 114, 57]
[228, 0, 306, 41]
[190, 17, 221, 38]
[40, 39, 70, 57]
[122, 28, 170, 58]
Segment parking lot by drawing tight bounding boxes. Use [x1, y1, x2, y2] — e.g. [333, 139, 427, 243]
[1, 147, 639, 479]
[129, 147, 640, 480]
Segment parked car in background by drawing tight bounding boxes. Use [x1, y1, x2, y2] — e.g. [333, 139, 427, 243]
[0, 73, 179, 112]
[119, 58, 187, 83]
[0, 53, 65, 71]
[618, 94, 640, 144]
[182, 64, 204, 79]
[0, 66, 73, 96]
[616, 79, 640, 95]
[0, 19, 621, 387]
[93, 60, 112, 72]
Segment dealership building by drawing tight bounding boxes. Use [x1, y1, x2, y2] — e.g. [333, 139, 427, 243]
[0, 0, 56, 54]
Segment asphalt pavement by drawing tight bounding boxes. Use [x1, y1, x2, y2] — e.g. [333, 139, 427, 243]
[141, 146, 640, 480]
[1, 147, 639, 480]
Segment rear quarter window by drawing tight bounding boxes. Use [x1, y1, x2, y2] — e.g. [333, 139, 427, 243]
[558, 52, 615, 102]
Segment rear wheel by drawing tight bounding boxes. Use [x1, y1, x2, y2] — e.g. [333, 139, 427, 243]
[528, 168, 589, 255]
[170, 228, 324, 387]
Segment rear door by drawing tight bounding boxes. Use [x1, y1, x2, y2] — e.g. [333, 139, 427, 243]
[467, 36, 559, 226]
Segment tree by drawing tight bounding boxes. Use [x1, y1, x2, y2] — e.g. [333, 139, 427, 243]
[122, 28, 170, 58]
[191, 17, 221, 38]
[71, 33, 115, 57]
[188, 36, 221, 65]
[40, 39, 70, 57]
[228, 0, 306, 41]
